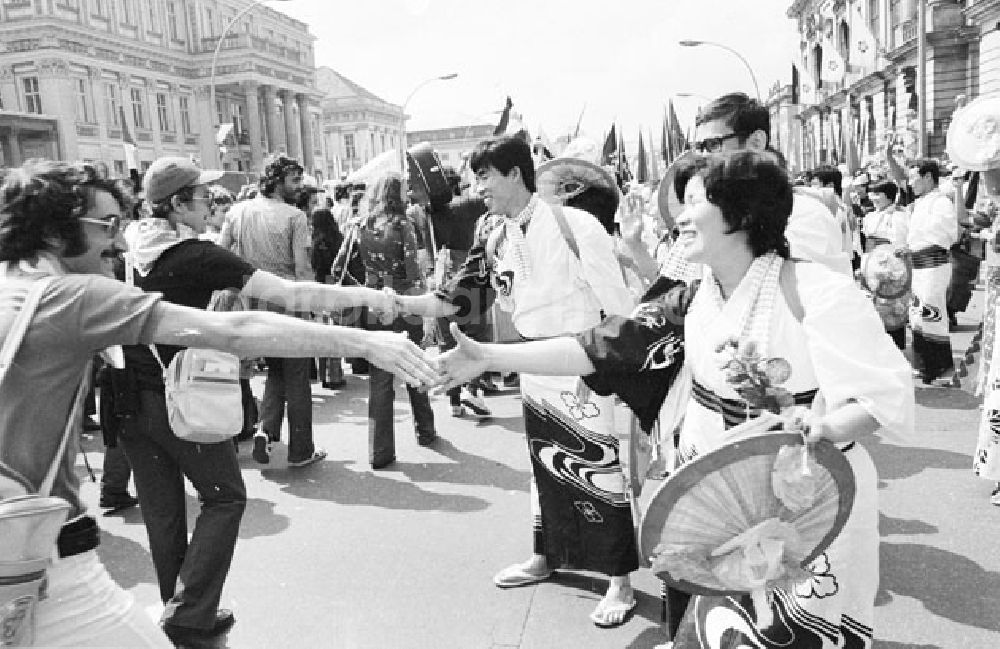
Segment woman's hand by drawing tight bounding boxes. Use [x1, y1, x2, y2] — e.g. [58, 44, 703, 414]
[364, 330, 440, 389]
[436, 322, 492, 393]
[620, 191, 645, 247]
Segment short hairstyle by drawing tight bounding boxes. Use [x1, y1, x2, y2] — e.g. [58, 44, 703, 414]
[908, 158, 941, 183]
[259, 154, 303, 198]
[673, 150, 792, 258]
[565, 186, 618, 235]
[810, 164, 843, 195]
[149, 184, 197, 220]
[469, 135, 536, 193]
[695, 92, 771, 147]
[869, 180, 898, 202]
[0, 161, 131, 262]
[365, 172, 406, 218]
[208, 184, 234, 206]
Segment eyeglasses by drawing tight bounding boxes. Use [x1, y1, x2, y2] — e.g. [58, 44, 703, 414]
[694, 132, 742, 153]
[79, 215, 121, 238]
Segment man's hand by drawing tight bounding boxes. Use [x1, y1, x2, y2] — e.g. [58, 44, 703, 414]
[436, 322, 492, 393]
[364, 330, 440, 389]
[620, 190, 645, 247]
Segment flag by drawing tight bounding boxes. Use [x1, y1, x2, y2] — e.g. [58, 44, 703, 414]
[636, 131, 648, 184]
[660, 114, 668, 163]
[648, 127, 661, 185]
[494, 96, 512, 136]
[119, 105, 138, 172]
[618, 131, 632, 184]
[851, 2, 878, 74]
[602, 123, 617, 165]
[664, 100, 687, 163]
[798, 50, 818, 105]
[573, 104, 586, 139]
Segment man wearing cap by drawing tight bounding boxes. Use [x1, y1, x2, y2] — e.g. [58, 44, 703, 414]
[219, 154, 323, 467]
[120, 156, 430, 644]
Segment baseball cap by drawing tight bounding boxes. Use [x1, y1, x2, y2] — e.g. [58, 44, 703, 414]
[142, 157, 224, 203]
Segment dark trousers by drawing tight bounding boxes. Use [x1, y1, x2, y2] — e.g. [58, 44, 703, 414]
[120, 390, 246, 630]
[100, 444, 132, 498]
[261, 356, 315, 462]
[368, 316, 435, 463]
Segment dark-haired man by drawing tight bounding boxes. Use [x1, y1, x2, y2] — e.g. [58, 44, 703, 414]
[693, 92, 853, 275]
[906, 158, 957, 385]
[219, 154, 320, 466]
[394, 135, 639, 628]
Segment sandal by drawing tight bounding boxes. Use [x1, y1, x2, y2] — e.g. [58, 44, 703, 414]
[493, 563, 553, 588]
[287, 449, 327, 468]
[589, 595, 637, 628]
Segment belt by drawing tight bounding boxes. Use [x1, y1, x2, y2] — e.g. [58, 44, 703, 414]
[910, 245, 949, 269]
[57, 515, 99, 558]
[691, 379, 818, 430]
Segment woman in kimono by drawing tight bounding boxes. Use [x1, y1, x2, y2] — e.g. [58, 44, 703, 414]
[437, 149, 914, 648]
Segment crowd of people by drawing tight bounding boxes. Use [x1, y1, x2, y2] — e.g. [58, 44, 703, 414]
[2, 86, 999, 648]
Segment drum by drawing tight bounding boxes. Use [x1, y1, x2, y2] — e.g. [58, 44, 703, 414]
[406, 142, 451, 210]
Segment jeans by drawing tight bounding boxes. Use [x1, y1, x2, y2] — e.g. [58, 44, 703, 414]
[33, 550, 173, 647]
[260, 356, 316, 462]
[318, 357, 344, 384]
[368, 316, 435, 463]
[120, 390, 246, 630]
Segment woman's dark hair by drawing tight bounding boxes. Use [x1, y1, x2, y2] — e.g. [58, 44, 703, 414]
[810, 164, 843, 195]
[908, 158, 941, 183]
[259, 154, 304, 198]
[149, 184, 196, 220]
[469, 135, 536, 193]
[565, 186, 618, 235]
[869, 180, 898, 202]
[0, 160, 131, 262]
[673, 150, 792, 258]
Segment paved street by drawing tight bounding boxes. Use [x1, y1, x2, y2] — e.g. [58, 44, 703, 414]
[80, 284, 1000, 649]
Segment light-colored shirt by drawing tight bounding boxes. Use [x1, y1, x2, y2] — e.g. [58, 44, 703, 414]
[863, 206, 908, 246]
[219, 195, 311, 280]
[907, 189, 956, 251]
[0, 265, 160, 517]
[786, 191, 854, 276]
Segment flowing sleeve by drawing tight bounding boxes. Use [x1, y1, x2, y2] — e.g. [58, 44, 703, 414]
[434, 214, 500, 320]
[575, 279, 693, 432]
[795, 262, 914, 443]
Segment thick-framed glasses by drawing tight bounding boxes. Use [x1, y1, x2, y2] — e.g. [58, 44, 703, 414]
[694, 132, 742, 153]
[79, 215, 121, 238]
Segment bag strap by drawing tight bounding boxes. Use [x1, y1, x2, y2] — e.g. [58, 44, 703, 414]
[778, 258, 806, 323]
[0, 271, 88, 496]
[550, 203, 581, 261]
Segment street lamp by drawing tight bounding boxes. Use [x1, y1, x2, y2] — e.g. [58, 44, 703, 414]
[679, 40, 761, 101]
[398, 73, 458, 173]
[209, 0, 291, 168]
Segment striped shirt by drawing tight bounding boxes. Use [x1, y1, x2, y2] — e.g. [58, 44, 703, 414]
[219, 195, 310, 280]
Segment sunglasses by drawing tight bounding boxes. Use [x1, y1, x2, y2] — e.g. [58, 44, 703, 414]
[694, 132, 742, 153]
[79, 215, 121, 238]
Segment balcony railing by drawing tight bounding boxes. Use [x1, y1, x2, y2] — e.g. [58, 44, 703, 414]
[892, 18, 918, 50]
[198, 33, 302, 64]
[76, 124, 99, 138]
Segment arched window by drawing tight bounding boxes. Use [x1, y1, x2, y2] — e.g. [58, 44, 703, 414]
[813, 43, 824, 88]
[839, 20, 851, 64]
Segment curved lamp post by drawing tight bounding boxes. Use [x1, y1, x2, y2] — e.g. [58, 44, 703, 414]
[679, 40, 761, 101]
[209, 0, 291, 168]
[398, 73, 458, 173]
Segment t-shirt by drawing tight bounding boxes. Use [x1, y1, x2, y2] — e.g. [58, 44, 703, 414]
[123, 239, 256, 390]
[220, 195, 310, 280]
[0, 270, 160, 517]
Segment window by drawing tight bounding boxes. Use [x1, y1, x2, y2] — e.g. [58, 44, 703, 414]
[344, 133, 355, 159]
[147, 1, 158, 31]
[22, 77, 41, 114]
[166, 1, 180, 40]
[889, 0, 901, 27]
[75, 78, 94, 123]
[130, 87, 146, 128]
[156, 92, 171, 131]
[179, 95, 191, 134]
[119, 0, 133, 25]
[232, 102, 245, 137]
[868, 0, 879, 36]
[216, 99, 224, 126]
[104, 82, 121, 126]
[204, 7, 215, 37]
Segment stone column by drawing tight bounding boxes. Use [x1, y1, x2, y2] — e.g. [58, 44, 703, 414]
[262, 84, 284, 155]
[36, 58, 78, 161]
[281, 89, 301, 160]
[242, 81, 263, 170]
[296, 93, 313, 172]
[193, 85, 216, 167]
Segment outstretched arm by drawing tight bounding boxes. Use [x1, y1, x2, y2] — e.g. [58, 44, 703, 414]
[241, 269, 396, 319]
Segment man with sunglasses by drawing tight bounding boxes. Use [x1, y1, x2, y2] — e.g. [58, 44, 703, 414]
[0, 159, 437, 646]
[693, 93, 853, 276]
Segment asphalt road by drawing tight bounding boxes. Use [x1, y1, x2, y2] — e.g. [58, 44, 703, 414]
[80, 283, 1000, 649]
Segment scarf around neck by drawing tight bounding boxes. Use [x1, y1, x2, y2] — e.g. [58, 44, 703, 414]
[123, 218, 195, 277]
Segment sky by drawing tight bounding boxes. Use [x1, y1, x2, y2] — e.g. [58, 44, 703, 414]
[277, 0, 801, 146]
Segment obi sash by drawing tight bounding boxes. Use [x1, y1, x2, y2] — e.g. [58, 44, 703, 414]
[910, 245, 949, 269]
[691, 378, 818, 430]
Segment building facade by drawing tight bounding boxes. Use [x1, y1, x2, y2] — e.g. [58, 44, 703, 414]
[405, 123, 494, 171]
[784, 0, 976, 171]
[316, 66, 403, 181]
[0, 0, 325, 178]
[965, 0, 1000, 94]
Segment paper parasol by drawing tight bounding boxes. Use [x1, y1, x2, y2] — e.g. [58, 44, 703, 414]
[639, 431, 855, 597]
[656, 151, 696, 232]
[947, 94, 1000, 172]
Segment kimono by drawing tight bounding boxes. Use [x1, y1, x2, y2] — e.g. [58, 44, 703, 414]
[437, 195, 639, 575]
[580, 254, 913, 648]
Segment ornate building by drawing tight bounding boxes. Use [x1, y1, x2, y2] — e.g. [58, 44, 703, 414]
[316, 66, 403, 180]
[0, 0, 325, 178]
[965, 0, 1000, 94]
[405, 123, 494, 171]
[785, 0, 976, 170]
